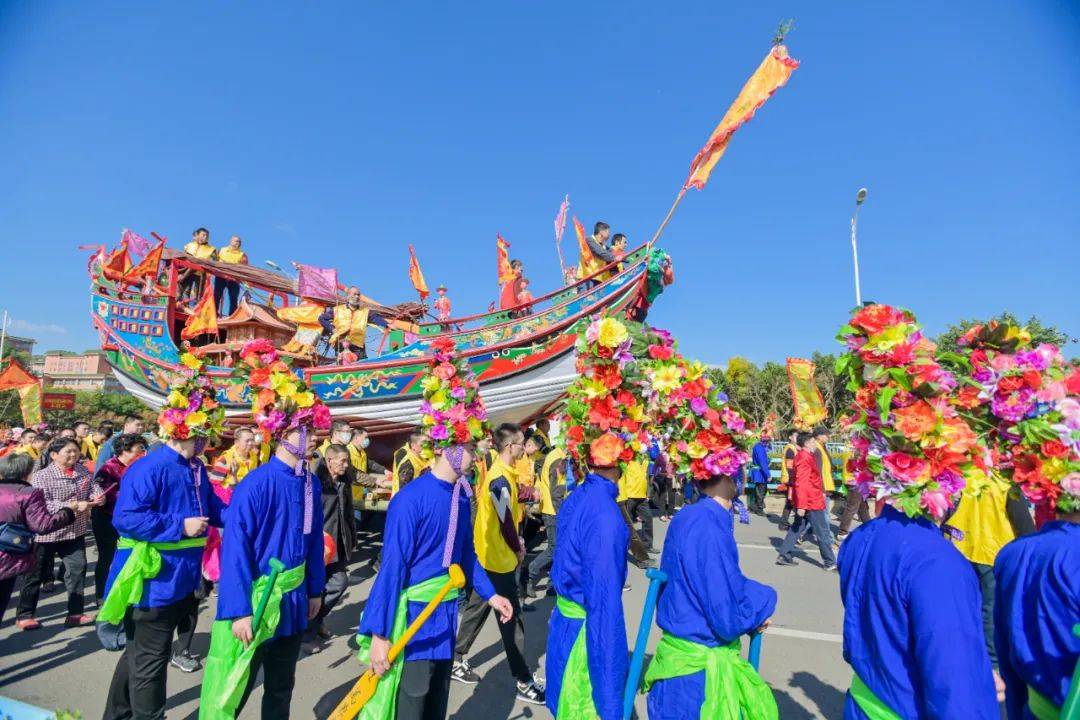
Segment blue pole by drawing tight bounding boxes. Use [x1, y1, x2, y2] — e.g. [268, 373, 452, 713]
[748, 631, 763, 671]
[623, 567, 668, 720]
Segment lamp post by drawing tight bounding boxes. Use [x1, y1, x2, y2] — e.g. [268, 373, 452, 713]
[851, 188, 868, 307]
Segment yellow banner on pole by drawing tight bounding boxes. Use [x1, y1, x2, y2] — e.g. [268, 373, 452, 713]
[17, 383, 42, 426]
[786, 357, 826, 429]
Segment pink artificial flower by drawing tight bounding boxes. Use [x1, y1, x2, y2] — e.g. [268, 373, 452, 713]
[433, 362, 457, 381]
[991, 389, 1035, 423]
[919, 489, 952, 519]
[690, 397, 708, 415]
[882, 452, 928, 484]
[429, 424, 449, 441]
[585, 320, 601, 344]
[990, 353, 1017, 373]
[1061, 473, 1080, 497]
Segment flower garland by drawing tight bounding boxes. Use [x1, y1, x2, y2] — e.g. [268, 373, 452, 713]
[564, 315, 661, 469]
[419, 336, 490, 447]
[948, 322, 1080, 513]
[836, 304, 985, 520]
[232, 338, 331, 442]
[158, 352, 227, 442]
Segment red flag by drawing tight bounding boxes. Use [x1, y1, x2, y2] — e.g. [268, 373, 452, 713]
[685, 45, 799, 191]
[408, 245, 430, 300]
[496, 234, 513, 284]
[0, 357, 38, 391]
[101, 242, 132, 282]
[123, 240, 164, 283]
[181, 280, 218, 339]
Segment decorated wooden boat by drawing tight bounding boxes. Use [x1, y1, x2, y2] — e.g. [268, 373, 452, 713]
[89, 240, 672, 436]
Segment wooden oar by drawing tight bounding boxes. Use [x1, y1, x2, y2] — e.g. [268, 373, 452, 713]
[326, 564, 466, 720]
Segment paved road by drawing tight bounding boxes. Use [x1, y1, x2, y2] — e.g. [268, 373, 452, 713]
[1, 497, 850, 719]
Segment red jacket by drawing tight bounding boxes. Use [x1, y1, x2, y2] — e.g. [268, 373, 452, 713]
[791, 448, 826, 511]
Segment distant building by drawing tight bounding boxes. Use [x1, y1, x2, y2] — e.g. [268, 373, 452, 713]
[2, 335, 36, 357]
[40, 351, 122, 392]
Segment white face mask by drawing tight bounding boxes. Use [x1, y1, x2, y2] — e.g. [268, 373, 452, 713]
[360, 437, 371, 449]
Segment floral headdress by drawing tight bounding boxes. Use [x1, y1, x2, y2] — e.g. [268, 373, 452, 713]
[837, 304, 985, 520]
[158, 352, 226, 442]
[419, 336, 490, 448]
[948, 322, 1080, 513]
[564, 315, 665, 470]
[232, 338, 331, 444]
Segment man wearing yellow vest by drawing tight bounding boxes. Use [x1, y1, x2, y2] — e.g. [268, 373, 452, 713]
[391, 431, 430, 495]
[451, 423, 546, 705]
[213, 235, 248, 317]
[178, 227, 216, 304]
[578, 220, 615, 290]
[523, 441, 566, 600]
[777, 428, 800, 530]
[318, 286, 370, 359]
[620, 454, 655, 561]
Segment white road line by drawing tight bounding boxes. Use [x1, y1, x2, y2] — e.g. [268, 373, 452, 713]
[736, 543, 777, 551]
[764, 627, 844, 643]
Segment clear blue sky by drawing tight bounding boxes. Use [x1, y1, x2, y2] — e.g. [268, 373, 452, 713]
[2, 1, 1077, 364]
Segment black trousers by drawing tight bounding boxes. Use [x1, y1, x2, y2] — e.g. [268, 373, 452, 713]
[17, 536, 87, 619]
[746, 483, 767, 515]
[175, 578, 212, 656]
[838, 488, 871, 534]
[306, 560, 349, 639]
[0, 575, 16, 626]
[103, 597, 190, 720]
[213, 277, 241, 317]
[778, 511, 836, 567]
[454, 570, 529, 682]
[526, 514, 557, 585]
[396, 659, 453, 720]
[178, 272, 202, 301]
[972, 562, 998, 668]
[623, 497, 654, 549]
[236, 633, 303, 718]
[654, 475, 676, 517]
[92, 508, 119, 601]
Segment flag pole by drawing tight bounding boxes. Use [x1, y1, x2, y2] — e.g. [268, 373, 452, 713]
[648, 187, 688, 248]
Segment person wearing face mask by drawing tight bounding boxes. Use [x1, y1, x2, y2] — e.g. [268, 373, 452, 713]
[452, 424, 546, 705]
[391, 431, 431, 495]
[15, 438, 105, 630]
[349, 426, 392, 493]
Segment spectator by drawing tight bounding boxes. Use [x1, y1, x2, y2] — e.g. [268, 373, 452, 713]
[91, 433, 148, 603]
[775, 432, 836, 570]
[96, 415, 145, 467]
[16, 438, 105, 629]
[0, 454, 77, 627]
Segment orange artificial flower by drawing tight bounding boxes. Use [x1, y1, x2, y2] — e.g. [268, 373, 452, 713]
[589, 432, 625, 468]
[892, 401, 938, 441]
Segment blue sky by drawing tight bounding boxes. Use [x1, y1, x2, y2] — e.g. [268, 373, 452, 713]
[2, 1, 1077, 364]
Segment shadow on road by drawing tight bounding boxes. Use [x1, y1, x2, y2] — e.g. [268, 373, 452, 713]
[790, 670, 846, 717]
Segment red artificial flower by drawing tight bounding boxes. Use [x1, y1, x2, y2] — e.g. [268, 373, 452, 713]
[924, 446, 965, 478]
[619, 446, 634, 462]
[1041, 439, 1069, 458]
[1066, 368, 1080, 395]
[1022, 370, 1042, 390]
[592, 363, 623, 390]
[596, 346, 614, 360]
[952, 385, 983, 410]
[249, 367, 271, 389]
[568, 425, 584, 443]
[432, 336, 456, 355]
[1012, 454, 1044, 487]
[174, 423, 191, 440]
[884, 342, 916, 367]
[615, 390, 635, 407]
[850, 305, 905, 335]
[454, 423, 472, 443]
[588, 396, 620, 430]
[997, 375, 1024, 394]
[647, 344, 673, 360]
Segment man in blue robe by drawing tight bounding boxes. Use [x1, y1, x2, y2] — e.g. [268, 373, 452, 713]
[838, 505, 999, 718]
[101, 438, 228, 720]
[545, 460, 630, 719]
[358, 444, 512, 720]
[747, 434, 771, 516]
[201, 424, 328, 718]
[644, 472, 777, 718]
[993, 506, 1079, 719]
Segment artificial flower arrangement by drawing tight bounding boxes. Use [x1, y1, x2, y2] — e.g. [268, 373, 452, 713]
[158, 351, 227, 442]
[418, 336, 490, 447]
[564, 315, 667, 469]
[836, 304, 986, 520]
[232, 338, 331, 441]
[946, 321, 1080, 513]
[661, 355, 753, 481]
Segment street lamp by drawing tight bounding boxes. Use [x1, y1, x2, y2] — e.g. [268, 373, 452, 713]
[851, 188, 868, 307]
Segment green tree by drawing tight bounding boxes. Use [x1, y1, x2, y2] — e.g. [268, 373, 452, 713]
[936, 312, 1071, 354]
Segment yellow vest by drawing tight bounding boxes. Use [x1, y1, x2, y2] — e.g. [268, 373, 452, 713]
[818, 447, 835, 492]
[14, 445, 39, 460]
[949, 473, 1016, 566]
[514, 455, 537, 488]
[474, 457, 521, 573]
[392, 445, 428, 495]
[619, 459, 648, 501]
[349, 444, 368, 472]
[217, 247, 247, 264]
[534, 429, 551, 450]
[331, 305, 370, 347]
[184, 241, 216, 260]
[577, 236, 607, 279]
[778, 443, 797, 486]
[82, 437, 99, 462]
[538, 448, 566, 516]
[219, 446, 258, 486]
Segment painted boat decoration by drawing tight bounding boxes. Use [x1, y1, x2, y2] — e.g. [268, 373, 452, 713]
[89, 241, 672, 436]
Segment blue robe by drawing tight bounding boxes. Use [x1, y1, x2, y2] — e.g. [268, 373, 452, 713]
[838, 505, 998, 719]
[358, 471, 496, 660]
[993, 520, 1080, 719]
[545, 473, 629, 719]
[216, 457, 327, 639]
[647, 499, 776, 719]
[749, 442, 770, 486]
[107, 445, 227, 608]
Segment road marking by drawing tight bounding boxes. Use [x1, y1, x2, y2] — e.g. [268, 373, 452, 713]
[765, 627, 844, 644]
[736, 543, 777, 551]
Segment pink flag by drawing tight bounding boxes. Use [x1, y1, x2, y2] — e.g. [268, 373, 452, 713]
[121, 228, 151, 258]
[296, 263, 339, 301]
[553, 195, 570, 243]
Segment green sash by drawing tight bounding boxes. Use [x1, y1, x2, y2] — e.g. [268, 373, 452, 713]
[98, 536, 208, 624]
[642, 632, 777, 720]
[1028, 685, 1060, 720]
[555, 595, 599, 719]
[354, 573, 460, 720]
[199, 562, 306, 720]
[849, 673, 902, 720]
